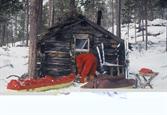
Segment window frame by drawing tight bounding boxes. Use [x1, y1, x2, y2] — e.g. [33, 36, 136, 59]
[73, 34, 90, 52]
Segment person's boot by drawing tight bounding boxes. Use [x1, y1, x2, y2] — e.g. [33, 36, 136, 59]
[89, 75, 94, 81]
[80, 77, 87, 83]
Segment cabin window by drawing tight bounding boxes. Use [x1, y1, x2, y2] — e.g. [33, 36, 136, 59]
[73, 34, 90, 52]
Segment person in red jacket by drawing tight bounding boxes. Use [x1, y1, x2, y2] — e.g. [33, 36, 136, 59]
[75, 53, 97, 83]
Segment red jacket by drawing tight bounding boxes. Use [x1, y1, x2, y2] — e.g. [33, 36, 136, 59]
[76, 53, 97, 77]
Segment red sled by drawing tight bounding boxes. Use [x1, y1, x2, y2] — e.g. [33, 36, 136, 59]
[7, 74, 75, 91]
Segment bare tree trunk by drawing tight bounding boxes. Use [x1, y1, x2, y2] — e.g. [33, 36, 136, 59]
[59, 0, 64, 14]
[11, 34, 14, 46]
[49, 0, 54, 27]
[161, 8, 164, 19]
[25, 0, 29, 46]
[116, 0, 121, 38]
[11, 25, 14, 47]
[2, 23, 6, 46]
[14, 15, 18, 45]
[28, 0, 41, 77]
[148, 0, 154, 20]
[134, 19, 137, 43]
[145, 0, 148, 50]
[6, 23, 9, 46]
[137, 0, 142, 31]
[145, 20, 148, 50]
[111, 0, 115, 34]
[141, 19, 145, 41]
[38, 0, 43, 34]
[69, 0, 77, 17]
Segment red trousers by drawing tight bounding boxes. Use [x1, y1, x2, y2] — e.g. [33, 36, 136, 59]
[76, 53, 97, 83]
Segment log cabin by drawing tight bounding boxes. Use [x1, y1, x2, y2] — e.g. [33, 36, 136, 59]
[36, 14, 126, 79]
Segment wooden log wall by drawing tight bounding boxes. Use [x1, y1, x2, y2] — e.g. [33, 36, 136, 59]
[37, 36, 73, 77]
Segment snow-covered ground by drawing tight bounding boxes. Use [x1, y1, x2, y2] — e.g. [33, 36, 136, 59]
[0, 18, 167, 93]
[0, 42, 28, 92]
[120, 18, 167, 90]
[0, 92, 167, 115]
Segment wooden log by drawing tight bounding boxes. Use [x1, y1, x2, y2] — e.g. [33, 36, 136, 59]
[36, 57, 72, 66]
[45, 70, 72, 77]
[45, 44, 70, 49]
[53, 39, 70, 43]
[36, 66, 72, 73]
[45, 50, 69, 53]
[45, 62, 72, 66]
[45, 66, 71, 70]
[45, 51, 69, 54]
[46, 53, 70, 58]
[46, 51, 70, 56]
[45, 57, 72, 61]
[44, 39, 71, 43]
[45, 47, 70, 51]
[45, 43, 70, 47]
[45, 42, 70, 47]
[44, 64, 71, 69]
[44, 60, 72, 65]
[44, 61, 72, 65]
[36, 65, 71, 69]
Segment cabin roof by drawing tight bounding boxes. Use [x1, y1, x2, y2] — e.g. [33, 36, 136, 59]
[40, 15, 124, 43]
